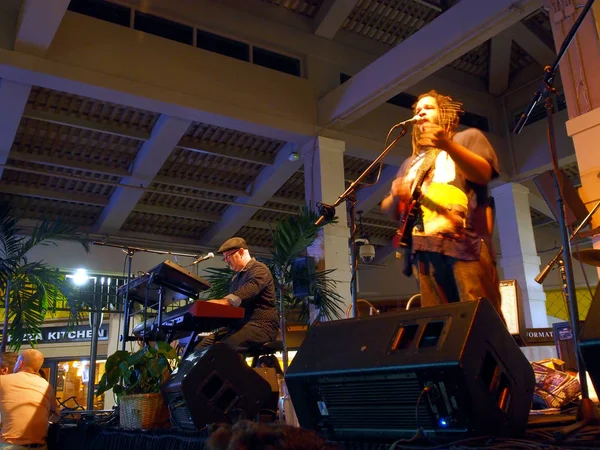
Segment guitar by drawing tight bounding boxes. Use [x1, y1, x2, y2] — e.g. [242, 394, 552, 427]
[393, 149, 440, 249]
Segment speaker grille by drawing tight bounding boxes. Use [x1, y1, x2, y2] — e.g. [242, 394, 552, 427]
[318, 376, 434, 431]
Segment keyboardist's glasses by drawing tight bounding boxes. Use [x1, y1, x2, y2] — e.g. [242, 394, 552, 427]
[222, 250, 239, 261]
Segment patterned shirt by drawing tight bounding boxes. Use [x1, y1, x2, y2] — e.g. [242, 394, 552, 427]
[396, 128, 499, 260]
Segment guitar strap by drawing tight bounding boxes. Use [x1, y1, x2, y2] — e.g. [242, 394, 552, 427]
[401, 148, 441, 277]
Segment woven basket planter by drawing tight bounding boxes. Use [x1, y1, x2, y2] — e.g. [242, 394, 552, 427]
[119, 393, 170, 429]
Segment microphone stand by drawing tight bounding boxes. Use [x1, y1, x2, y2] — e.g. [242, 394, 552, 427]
[92, 242, 200, 350]
[513, 0, 597, 424]
[315, 125, 409, 318]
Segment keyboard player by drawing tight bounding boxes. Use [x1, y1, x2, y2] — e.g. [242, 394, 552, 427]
[195, 237, 279, 353]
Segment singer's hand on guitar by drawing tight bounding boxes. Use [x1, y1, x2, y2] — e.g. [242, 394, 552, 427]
[418, 123, 449, 150]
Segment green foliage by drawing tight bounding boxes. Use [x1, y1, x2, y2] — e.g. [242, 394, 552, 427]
[204, 206, 345, 323]
[96, 341, 178, 398]
[0, 203, 90, 351]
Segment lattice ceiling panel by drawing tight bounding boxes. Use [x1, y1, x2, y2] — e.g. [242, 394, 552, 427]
[140, 187, 236, 216]
[1, 163, 117, 200]
[13, 118, 143, 172]
[361, 217, 397, 241]
[184, 123, 286, 160]
[0, 194, 103, 226]
[158, 148, 262, 191]
[121, 212, 213, 239]
[273, 170, 305, 201]
[448, 42, 489, 78]
[250, 206, 296, 223]
[509, 41, 534, 80]
[343, 0, 440, 45]
[28, 86, 159, 132]
[523, 9, 554, 49]
[237, 225, 274, 248]
[260, 0, 325, 17]
[344, 155, 387, 185]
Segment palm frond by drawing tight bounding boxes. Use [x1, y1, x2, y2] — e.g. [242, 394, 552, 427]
[19, 218, 90, 257]
[201, 267, 236, 299]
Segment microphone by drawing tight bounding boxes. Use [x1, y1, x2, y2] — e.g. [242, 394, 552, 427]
[191, 252, 215, 265]
[396, 115, 420, 127]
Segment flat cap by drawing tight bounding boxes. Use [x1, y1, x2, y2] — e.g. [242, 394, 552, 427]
[217, 237, 249, 253]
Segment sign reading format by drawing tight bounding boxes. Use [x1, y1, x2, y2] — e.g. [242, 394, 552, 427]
[524, 328, 554, 345]
[1, 324, 109, 345]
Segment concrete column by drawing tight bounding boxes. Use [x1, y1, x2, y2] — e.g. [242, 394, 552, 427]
[492, 183, 549, 328]
[303, 136, 351, 320]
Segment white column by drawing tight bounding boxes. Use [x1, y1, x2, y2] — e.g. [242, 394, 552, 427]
[303, 136, 351, 320]
[492, 183, 549, 328]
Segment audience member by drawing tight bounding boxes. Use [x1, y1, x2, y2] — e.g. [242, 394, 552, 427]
[0, 349, 59, 449]
[207, 420, 336, 450]
[0, 353, 17, 375]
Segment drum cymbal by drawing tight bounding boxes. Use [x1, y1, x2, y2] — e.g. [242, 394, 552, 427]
[572, 249, 600, 267]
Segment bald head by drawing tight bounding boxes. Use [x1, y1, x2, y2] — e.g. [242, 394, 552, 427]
[15, 349, 44, 374]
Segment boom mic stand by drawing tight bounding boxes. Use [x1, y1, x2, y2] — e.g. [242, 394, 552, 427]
[315, 125, 410, 318]
[92, 242, 201, 350]
[513, 0, 597, 423]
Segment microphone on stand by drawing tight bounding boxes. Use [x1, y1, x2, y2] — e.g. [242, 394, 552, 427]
[396, 115, 420, 127]
[191, 252, 215, 265]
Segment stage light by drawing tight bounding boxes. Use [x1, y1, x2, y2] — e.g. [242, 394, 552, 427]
[439, 418, 449, 427]
[71, 268, 89, 286]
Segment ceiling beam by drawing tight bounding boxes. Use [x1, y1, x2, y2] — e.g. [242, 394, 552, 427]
[0, 79, 31, 179]
[7, 152, 131, 177]
[14, 0, 70, 56]
[94, 115, 191, 234]
[200, 143, 302, 247]
[511, 21, 556, 67]
[177, 138, 275, 165]
[0, 184, 108, 206]
[318, 0, 541, 128]
[22, 106, 151, 141]
[314, 0, 360, 39]
[488, 30, 513, 96]
[356, 165, 399, 214]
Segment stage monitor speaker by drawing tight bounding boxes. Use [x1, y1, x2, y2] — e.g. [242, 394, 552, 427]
[578, 282, 600, 393]
[162, 343, 272, 430]
[285, 298, 535, 442]
[290, 256, 316, 298]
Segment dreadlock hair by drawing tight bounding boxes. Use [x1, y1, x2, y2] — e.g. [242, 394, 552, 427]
[411, 90, 463, 156]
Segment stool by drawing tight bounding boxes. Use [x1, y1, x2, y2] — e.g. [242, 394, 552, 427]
[244, 340, 284, 367]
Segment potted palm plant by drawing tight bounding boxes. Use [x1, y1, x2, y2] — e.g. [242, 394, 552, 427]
[96, 340, 178, 429]
[0, 203, 90, 352]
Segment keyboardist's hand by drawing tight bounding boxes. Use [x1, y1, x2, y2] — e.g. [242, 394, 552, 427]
[207, 299, 231, 306]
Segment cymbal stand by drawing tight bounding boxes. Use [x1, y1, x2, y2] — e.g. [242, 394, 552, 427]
[514, 0, 598, 425]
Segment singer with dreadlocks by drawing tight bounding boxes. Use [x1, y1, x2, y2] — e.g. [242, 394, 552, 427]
[382, 90, 504, 320]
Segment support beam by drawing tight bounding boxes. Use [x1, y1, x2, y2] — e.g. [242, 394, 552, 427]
[22, 107, 151, 141]
[94, 115, 191, 233]
[355, 165, 399, 214]
[489, 30, 513, 96]
[314, 0, 360, 39]
[0, 184, 108, 206]
[0, 79, 31, 179]
[511, 21, 555, 67]
[14, 0, 70, 56]
[200, 143, 302, 247]
[318, 0, 540, 127]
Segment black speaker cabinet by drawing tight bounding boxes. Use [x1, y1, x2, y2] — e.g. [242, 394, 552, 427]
[579, 282, 600, 393]
[285, 299, 535, 441]
[162, 343, 272, 430]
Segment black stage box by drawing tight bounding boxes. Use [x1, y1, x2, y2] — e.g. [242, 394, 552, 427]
[162, 343, 271, 430]
[285, 299, 535, 441]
